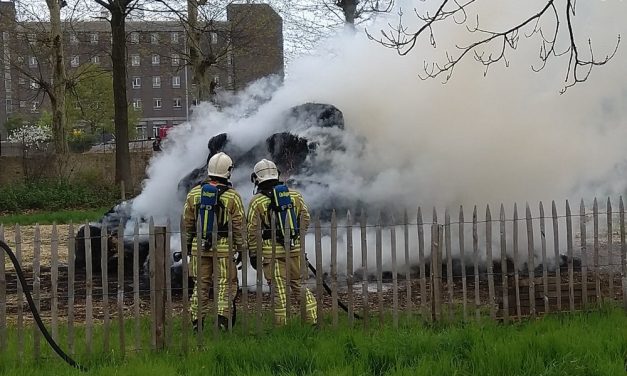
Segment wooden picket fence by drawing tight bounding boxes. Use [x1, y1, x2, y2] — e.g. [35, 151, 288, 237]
[1, 197, 627, 359]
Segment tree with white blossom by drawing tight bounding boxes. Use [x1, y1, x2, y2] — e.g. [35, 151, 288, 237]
[8, 123, 52, 153]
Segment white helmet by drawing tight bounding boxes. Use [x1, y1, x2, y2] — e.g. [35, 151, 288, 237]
[207, 152, 233, 179]
[251, 159, 279, 185]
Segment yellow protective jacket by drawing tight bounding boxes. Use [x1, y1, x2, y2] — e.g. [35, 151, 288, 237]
[246, 187, 310, 256]
[183, 180, 245, 255]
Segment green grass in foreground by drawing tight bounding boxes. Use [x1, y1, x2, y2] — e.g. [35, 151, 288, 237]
[0, 207, 110, 225]
[1, 307, 627, 375]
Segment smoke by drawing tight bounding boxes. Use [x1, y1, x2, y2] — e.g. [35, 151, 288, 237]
[124, 1, 627, 276]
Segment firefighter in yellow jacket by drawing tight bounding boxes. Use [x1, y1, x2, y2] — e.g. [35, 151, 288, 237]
[183, 152, 245, 331]
[247, 159, 317, 325]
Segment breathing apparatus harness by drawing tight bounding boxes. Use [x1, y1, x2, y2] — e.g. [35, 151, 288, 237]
[0, 240, 86, 371]
[197, 181, 230, 251]
[250, 172, 362, 320]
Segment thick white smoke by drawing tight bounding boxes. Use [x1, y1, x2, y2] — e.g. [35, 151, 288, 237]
[126, 0, 627, 276]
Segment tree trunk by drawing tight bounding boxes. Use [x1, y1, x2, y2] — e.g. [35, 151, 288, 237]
[110, 9, 132, 186]
[187, 0, 212, 101]
[340, 0, 358, 26]
[46, 0, 68, 154]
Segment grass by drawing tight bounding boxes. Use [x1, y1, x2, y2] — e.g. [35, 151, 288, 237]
[0, 207, 111, 225]
[0, 307, 626, 375]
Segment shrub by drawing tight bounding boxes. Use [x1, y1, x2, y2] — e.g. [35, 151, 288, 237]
[0, 179, 120, 214]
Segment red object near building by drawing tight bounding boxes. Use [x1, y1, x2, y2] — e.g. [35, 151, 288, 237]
[158, 125, 173, 139]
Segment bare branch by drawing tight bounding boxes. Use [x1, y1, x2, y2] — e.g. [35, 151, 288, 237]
[371, 0, 620, 92]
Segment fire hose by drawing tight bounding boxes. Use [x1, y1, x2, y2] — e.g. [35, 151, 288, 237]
[306, 261, 362, 320]
[0, 240, 86, 372]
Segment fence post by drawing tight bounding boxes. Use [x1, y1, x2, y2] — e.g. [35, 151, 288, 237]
[580, 200, 588, 307]
[33, 225, 41, 361]
[417, 207, 428, 322]
[499, 204, 509, 323]
[472, 206, 480, 321]
[431, 224, 442, 321]
[360, 211, 369, 328]
[117, 223, 126, 354]
[459, 206, 467, 321]
[486, 206, 496, 320]
[566, 201, 575, 312]
[512, 204, 522, 319]
[620, 197, 627, 312]
[153, 226, 167, 350]
[133, 220, 142, 352]
[445, 209, 454, 320]
[525, 204, 536, 318]
[0, 224, 5, 352]
[607, 198, 614, 300]
[551, 201, 562, 312]
[376, 214, 383, 326]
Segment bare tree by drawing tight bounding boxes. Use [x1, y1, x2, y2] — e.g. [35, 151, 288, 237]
[144, 0, 283, 101]
[91, 0, 141, 186]
[370, 0, 620, 92]
[0, 0, 72, 154]
[45, 0, 68, 154]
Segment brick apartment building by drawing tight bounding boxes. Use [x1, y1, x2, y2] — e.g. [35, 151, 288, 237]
[0, 1, 284, 140]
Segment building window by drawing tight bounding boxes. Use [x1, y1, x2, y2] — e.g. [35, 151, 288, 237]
[132, 77, 141, 88]
[28, 56, 37, 67]
[153, 98, 162, 109]
[19, 100, 26, 108]
[130, 32, 139, 44]
[18, 77, 26, 85]
[90, 33, 99, 44]
[171, 32, 179, 44]
[31, 101, 39, 113]
[135, 124, 146, 139]
[133, 98, 142, 110]
[6, 99, 12, 114]
[30, 80, 39, 90]
[152, 76, 161, 88]
[152, 54, 160, 65]
[70, 55, 80, 67]
[191, 98, 199, 106]
[210, 32, 217, 44]
[91, 55, 100, 64]
[171, 54, 180, 66]
[150, 33, 159, 44]
[70, 33, 79, 45]
[171, 75, 180, 88]
[131, 54, 140, 66]
[213, 75, 220, 85]
[173, 98, 182, 108]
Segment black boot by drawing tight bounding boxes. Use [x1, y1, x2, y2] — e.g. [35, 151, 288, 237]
[192, 318, 205, 333]
[217, 315, 229, 331]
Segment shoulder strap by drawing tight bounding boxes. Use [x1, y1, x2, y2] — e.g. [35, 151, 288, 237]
[199, 183, 230, 239]
[267, 184, 300, 244]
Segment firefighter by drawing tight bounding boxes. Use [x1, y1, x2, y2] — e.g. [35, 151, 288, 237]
[183, 152, 245, 331]
[247, 159, 317, 325]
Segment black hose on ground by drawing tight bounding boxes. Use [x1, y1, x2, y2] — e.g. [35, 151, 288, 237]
[0, 240, 87, 372]
[307, 261, 362, 320]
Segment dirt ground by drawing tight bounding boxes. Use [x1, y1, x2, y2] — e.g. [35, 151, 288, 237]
[1, 224, 71, 270]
